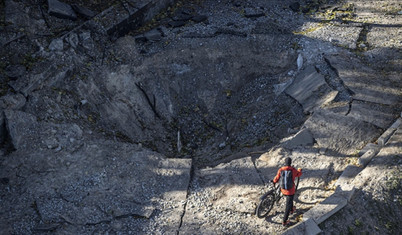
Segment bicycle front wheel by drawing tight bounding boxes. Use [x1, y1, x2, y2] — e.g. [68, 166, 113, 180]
[256, 191, 275, 218]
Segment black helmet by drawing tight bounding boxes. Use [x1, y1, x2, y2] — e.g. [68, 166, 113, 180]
[285, 157, 292, 166]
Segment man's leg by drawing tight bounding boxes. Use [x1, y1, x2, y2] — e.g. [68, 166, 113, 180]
[290, 195, 295, 213]
[283, 194, 294, 224]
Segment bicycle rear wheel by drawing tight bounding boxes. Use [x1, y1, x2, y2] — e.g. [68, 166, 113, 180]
[256, 190, 275, 218]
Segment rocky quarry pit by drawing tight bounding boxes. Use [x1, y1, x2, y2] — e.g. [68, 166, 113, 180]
[0, 0, 401, 234]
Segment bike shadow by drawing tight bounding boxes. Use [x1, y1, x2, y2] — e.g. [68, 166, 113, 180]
[295, 186, 328, 205]
[264, 210, 282, 224]
[263, 196, 315, 225]
[264, 208, 311, 226]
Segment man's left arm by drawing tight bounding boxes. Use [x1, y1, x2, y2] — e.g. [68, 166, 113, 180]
[294, 168, 302, 177]
[273, 168, 282, 183]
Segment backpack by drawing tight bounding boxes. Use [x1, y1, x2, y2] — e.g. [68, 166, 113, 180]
[280, 170, 293, 190]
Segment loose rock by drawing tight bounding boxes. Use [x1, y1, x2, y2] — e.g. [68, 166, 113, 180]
[47, 0, 77, 20]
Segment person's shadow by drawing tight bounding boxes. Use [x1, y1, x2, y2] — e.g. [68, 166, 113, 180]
[262, 186, 327, 226]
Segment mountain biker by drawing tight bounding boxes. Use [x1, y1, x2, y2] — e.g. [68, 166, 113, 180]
[272, 157, 302, 226]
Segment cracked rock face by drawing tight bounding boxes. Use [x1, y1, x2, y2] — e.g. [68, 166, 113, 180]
[0, 0, 401, 234]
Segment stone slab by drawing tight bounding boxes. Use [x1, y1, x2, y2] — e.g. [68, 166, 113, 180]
[348, 100, 397, 129]
[376, 126, 402, 157]
[357, 147, 379, 167]
[303, 193, 348, 224]
[304, 109, 382, 155]
[377, 118, 401, 146]
[283, 218, 322, 235]
[35, 192, 155, 225]
[335, 165, 362, 186]
[324, 101, 350, 115]
[358, 143, 379, 157]
[334, 165, 361, 197]
[283, 128, 315, 148]
[285, 66, 337, 112]
[93, 4, 131, 38]
[390, 118, 402, 129]
[335, 185, 356, 202]
[325, 53, 402, 106]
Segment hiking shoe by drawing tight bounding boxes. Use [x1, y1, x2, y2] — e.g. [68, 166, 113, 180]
[290, 206, 296, 214]
[282, 220, 290, 226]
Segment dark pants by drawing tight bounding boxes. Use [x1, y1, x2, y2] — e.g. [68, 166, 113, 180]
[283, 194, 294, 223]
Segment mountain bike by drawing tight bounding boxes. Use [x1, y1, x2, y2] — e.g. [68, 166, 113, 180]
[255, 177, 299, 218]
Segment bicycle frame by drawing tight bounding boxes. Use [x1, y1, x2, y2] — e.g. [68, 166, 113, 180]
[274, 184, 282, 204]
[255, 177, 300, 218]
[275, 176, 299, 200]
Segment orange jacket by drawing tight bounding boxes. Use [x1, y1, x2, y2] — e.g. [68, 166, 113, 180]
[273, 166, 302, 195]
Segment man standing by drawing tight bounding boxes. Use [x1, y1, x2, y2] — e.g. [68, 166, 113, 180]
[272, 157, 302, 226]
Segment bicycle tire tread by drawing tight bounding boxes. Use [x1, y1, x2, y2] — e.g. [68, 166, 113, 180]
[256, 191, 275, 218]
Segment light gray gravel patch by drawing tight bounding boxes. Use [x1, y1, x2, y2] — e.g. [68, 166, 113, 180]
[304, 23, 362, 50]
[180, 157, 282, 234]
